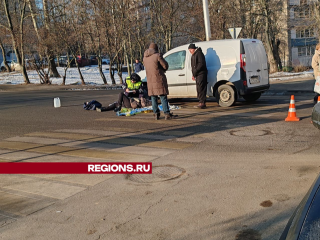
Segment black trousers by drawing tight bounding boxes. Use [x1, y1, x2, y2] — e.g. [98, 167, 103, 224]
[314, 93, 320, 104]
[196, 74, 207, 104]
[101, 92, 132, 111]
[117, 92, 131, 108]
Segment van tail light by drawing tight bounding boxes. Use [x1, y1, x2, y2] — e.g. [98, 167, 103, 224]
[243, 80, 247, 86]
[240, 54, 246, 72]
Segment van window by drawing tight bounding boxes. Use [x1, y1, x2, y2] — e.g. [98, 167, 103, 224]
[165, 51, 186, 71]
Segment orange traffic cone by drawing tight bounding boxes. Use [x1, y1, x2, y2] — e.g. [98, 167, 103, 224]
[285, 95, 300, 122]
[318, 96, 320, 103]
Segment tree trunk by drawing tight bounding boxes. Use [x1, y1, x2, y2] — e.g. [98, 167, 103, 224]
[72, 54, 85, 85]
[117, 61, 123, 84]
[124, 43, 131, 76]
[76, 65, 85, 85]
[49, 56, 60, 77]
[265, 40, 278, 73]
[3, 0, 30, 83]
[261, 1, 279, 73]
[0, 41, 11, 72]
[109, 61, 116, 85]
[98, 57, 107, 84]
[273, 39, 282, 70]
[42, 0, 59, 78]
[21, 65, 30, 84]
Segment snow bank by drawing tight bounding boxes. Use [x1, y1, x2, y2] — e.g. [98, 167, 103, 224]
[0, 66, 128, 85]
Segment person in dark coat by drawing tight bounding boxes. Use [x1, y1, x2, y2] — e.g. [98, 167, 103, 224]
[143, 43, 176, 120]
[188, 43, 208, 109]
[134, 59, 144, 73]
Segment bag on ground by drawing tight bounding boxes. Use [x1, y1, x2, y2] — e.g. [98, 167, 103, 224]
[83, 100, 102, 110]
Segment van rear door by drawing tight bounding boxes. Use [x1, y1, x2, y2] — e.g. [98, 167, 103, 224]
[242, 40, 269, 88]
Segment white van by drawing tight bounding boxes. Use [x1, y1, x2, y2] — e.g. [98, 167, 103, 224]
[138, 39, 269, 107]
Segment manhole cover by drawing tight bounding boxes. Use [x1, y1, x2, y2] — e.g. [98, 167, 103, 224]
[127, 165, 185, 183]
[230, 130, 272, 137]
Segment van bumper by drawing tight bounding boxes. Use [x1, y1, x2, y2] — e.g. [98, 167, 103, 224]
[240, 84, 270, 96]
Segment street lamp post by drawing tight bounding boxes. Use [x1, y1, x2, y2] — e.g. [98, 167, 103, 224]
[202, 0, 211, 41]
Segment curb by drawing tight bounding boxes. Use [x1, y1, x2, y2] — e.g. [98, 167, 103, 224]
[263, 90, 314, 96]
[65, 86, 123, 91]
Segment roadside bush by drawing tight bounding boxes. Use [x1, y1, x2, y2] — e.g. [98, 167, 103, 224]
[281, 66, 293, 72]
[293, 65, 309, 72]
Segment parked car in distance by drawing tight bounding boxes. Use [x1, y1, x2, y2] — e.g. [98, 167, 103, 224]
[55, 56, 75, 67]
[76, 56, 90, 67]
[102, 57, 110, 65]
[279, 173, 320, 239]
[0, 60, 21, 72]
[89, 56, 98, 65]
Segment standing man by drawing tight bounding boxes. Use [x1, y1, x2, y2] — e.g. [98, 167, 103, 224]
[312, 43, 320, 103]
[135, 59, 144, 73]
[143, 43, 175, 120]
[188, 43, 208, 109]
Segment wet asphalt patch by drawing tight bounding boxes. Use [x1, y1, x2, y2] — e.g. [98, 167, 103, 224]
[260, 200, 273, 207]
[235, 229, 261, 240]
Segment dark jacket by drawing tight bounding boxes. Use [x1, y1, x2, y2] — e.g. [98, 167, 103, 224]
[143, 48, 169, 96]
[135, 62, 144, 72]
[191, 48, 207, 77]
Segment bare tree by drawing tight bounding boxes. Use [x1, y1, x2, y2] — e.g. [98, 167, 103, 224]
[1, 0, 30, 83]
[0, 36, 11, 72]
[256, 0, 283, 72]
[51, 0, 86, 85]
[309, 0, 320, 42]
[148, 0, 194, 52]
[86, 0, 108, 84]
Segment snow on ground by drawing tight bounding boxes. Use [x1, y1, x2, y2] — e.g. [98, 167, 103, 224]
[0, 65, 314, 85]
[269, 70, 314, 82]
[0, 65, 128, 85]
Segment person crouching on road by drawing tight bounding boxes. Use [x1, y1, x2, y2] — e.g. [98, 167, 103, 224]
[97, 73, 145, 112]
[312, 43, 320, 104]
[143, 43, 176, 120]
[188, 43, 208, 109]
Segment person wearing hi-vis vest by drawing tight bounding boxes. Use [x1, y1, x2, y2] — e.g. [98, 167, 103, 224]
[96, 73, 147, 112]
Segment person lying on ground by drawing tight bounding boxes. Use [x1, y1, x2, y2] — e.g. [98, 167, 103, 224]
[97, 73, 149, 112]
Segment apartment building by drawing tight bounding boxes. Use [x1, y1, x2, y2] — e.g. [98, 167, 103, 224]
[288, 0, 318, 67]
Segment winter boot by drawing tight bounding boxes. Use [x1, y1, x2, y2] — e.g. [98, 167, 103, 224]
[154, 112, 160, 120]
[96, 107, 108, 112]
[114, 106, 122, 112]
[194, 103, 206, 109]
[164, 112, 177, 120]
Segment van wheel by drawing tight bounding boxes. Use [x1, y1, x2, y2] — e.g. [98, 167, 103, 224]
[215, 85, 236, 107]
[243, 93, 261, 102]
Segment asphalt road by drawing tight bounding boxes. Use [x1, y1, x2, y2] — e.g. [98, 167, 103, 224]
[0, 78, 319, 240]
